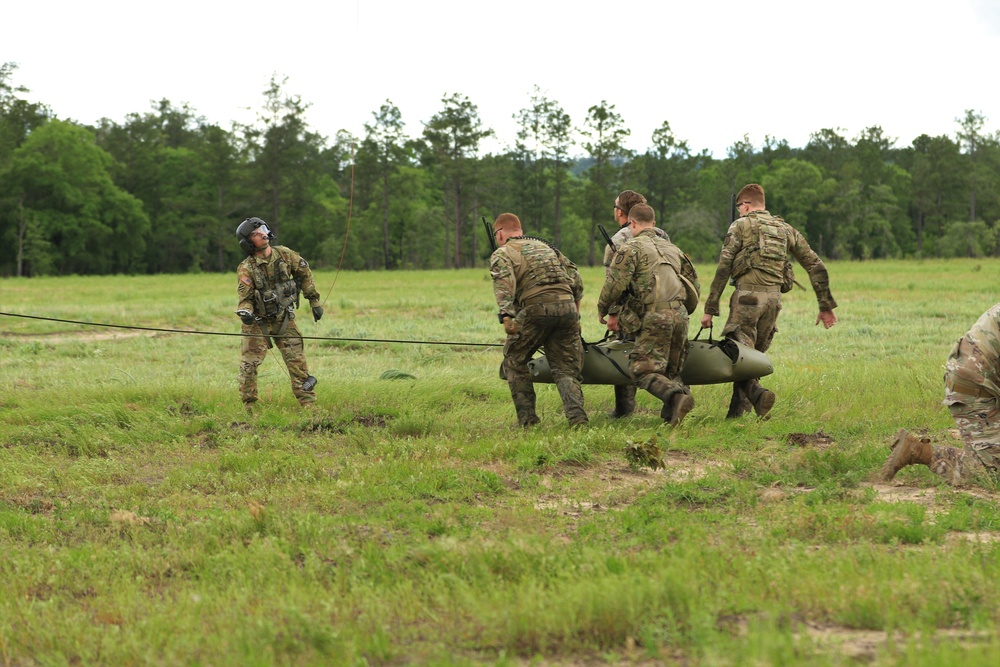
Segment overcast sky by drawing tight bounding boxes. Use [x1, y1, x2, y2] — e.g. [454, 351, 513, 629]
[7, 0, 1000, 158]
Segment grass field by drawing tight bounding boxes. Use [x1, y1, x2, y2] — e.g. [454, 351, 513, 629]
[1, 259, 1000, 666]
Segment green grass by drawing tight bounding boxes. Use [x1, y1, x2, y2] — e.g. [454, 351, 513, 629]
[1, 259, 1000, 665]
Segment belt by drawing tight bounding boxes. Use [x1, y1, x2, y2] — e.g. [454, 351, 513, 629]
[523, 293, 574, 306]
[946, 377, 992, 398]
[653, 297, 686, 312]
[737, 283, 781, 293]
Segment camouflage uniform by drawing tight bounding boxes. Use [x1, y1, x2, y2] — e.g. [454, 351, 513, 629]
[602, 225, 672, 417]
[935, 303, 1000, 482]
[491, 236, 587, 426]
[598, 228, 700, 419]
[237, 245, 321, 407]
[704, 210, 836, 416]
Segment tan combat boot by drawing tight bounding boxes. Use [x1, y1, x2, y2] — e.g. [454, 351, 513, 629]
[880, 428, 934, 481]
[668, 393, 695, 427]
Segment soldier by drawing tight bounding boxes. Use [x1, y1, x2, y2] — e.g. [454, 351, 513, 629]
[597, 204, 700, 425]
[235, 217, 324, 412]
[490, 212, 588, 427]
[700, 183, 837, 419]
[883, 303, 1000, 485]
[602, 190, 671, 418]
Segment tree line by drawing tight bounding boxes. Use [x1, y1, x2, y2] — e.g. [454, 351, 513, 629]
[1, 63, 998, 277]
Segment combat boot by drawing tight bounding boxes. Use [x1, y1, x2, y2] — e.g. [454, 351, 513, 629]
[668, 393, 695, 427]
[555, 377, 588, 427]
[611, 384, 637, 418]
[881, 428, 934, 481]
[753, 390, 776, 419]
[509, 381, 539, 428]
[725, 385, 752, 419]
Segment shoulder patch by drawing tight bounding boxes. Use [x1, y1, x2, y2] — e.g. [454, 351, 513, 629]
[614, 252, 626, 264]
[299, 259, 308, 268]
[241, 275, 252, 286]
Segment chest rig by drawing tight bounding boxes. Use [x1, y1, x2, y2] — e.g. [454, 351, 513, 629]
[250, 248, 300, 321]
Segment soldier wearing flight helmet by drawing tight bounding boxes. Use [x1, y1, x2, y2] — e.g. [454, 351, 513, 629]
[235, 217, 324, 411]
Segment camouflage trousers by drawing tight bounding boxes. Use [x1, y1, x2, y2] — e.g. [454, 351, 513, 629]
[721, 288, 782, 353]
[503, 301, 586, 425]
[934, 394, 1000, 483]
[629, 305, 690, 402]
[722, 288, 782, 413]
[239, 315, 316, 406]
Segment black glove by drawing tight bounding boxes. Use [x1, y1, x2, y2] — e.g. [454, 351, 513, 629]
[312, 305, 324, 322]
[236, 310, 255, 326]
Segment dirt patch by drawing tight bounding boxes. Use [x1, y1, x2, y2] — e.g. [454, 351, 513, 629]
[532, 453, 718, 513]
[868, 482, 941, 507]
[2, 329, 165, 344]
[800, 623, 993, 660]
[786, 431, 835, 449]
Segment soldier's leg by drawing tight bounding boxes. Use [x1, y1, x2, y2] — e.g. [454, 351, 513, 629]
[726, 384, 753, 419]
[275, 321, 316, 406]
[723, 292, 778, 418]
[545, 310, 588, 426]
[502, 315, 546, 427]
[938, 401, 1000, 484]
[239, 323, 268, 409]
[632, 312, 691, 424]
[612, 384, 638, 419]
[881, 427, 992, 485]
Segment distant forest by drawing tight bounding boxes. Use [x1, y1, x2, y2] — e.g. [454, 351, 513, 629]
[1, 63, 998, 277]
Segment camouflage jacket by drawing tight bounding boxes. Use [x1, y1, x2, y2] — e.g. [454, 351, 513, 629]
[490, 237, 583, 317]
[944, 303, 1000, 400]
[237, 245, 321, 318]
[598, 228, 700, 335]
[603, 224, 671, 273]
[704, 210, 837, 315]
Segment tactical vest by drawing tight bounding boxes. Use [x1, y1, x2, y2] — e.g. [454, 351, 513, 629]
[504, 238, 573, 305]
[249, 247, 300, 320]
[731, 212, 789, 281]
[636, 235, 686, 310]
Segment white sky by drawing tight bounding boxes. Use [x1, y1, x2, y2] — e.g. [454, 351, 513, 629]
[7, 0, 1000, 158]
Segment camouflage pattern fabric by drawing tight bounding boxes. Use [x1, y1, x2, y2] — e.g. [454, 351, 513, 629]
[704, 210, 836, 317]
[237, 244, 321, 407]
[238, 245, 321, 314]
[239, 316, 316, 406]
[942, 303, 1000, 402]
[721, 289, 782, 353]
[603, 225, 671, 271]
[934, 303, 1000, 481]
[491, 236, 586, 425]
[490, 237, 582, 317]
[630, 306, 690, 401]
[598, 229, 700, 334]
[598, 228, 697, 405]
[502, 302, 586, 424]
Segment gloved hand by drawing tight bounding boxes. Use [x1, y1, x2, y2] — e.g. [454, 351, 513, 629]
[312, 305, 324, 322]
[236, 310, 255, 326]
[503, 316, 520, 335]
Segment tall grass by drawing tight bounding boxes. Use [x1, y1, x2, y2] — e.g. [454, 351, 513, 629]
[1, 259, 999, 665]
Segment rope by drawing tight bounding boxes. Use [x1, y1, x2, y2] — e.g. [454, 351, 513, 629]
[0, 311, 501, 348]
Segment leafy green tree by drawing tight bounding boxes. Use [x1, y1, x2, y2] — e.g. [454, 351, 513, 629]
[635, 121, 696, 224]
[580, 101, 631, 265]
[0, 62, 51, 276]
[357, 100, 409, 269]
[542, 96, 573, 248]
[239, 75, 328, 242]
[422, 93, 493, 268]
[760, 158, 829, 250]
[939, 220, 996, 257]
[900, 134, 965, 256]
[6, 120, 148, 275]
